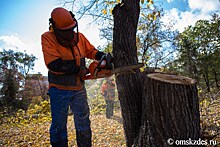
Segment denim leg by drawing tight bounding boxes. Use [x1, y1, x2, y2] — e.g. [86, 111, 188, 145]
[69, 87, 91, 131]
[49, 87, 70, 143]
[105, 100, 110, 119]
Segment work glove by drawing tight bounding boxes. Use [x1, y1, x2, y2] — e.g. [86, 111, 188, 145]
[105, 53, 113, 70]
[78, 66, 89, 77]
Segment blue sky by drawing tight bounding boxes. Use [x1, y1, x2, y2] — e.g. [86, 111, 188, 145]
[0, 0, 219, 75]
[0, 0, 53, 38]
[159, 0, 189, 11]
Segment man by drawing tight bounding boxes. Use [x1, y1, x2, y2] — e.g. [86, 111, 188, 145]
[101, 77, 116, 119]
[41, 7, 111, 147]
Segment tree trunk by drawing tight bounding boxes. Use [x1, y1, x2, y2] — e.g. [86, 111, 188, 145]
[203, 72, 210, 92]
[212, 69, 219, 88]
[134, 73, 201, 146]
[112, 1, 142, 146]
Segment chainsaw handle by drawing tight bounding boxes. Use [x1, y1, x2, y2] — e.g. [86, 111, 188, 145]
[95, 54, 106, 70]
[94, 54, 106, 78]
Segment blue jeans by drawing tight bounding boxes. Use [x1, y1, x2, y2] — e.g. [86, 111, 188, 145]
[48, 87, 91, 143]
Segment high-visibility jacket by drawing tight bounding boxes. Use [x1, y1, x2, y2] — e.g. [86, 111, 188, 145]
[101, 80, 116, 100]
[41, 30, 99, 90]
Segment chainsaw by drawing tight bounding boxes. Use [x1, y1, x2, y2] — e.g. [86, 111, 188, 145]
[82, 53, 144, 80]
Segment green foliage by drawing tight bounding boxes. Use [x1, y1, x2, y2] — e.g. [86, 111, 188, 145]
[1, 100, 51, 127]
[89, 94, 106, 115]
[27, 100, 50, 115]
[0, 69, 19, 112]
[0, 49, 37, 113]
[167, 14, 220, 92]
[103, 43, 113, 53]
[0, 49, 36, 79]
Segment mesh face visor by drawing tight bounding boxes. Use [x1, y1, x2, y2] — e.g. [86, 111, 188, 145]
[54, 27, 75, 41]
[53, 25, 79, 47]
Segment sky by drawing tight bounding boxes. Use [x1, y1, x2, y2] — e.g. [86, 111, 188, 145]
[0, 0, 219, 76]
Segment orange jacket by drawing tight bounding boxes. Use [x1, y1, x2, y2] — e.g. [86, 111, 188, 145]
[41, 30, 98, 90]
[101, 81, 116, 100]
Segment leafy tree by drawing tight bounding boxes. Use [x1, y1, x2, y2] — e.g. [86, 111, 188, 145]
[0, 49, 21, 112]
[22, 73, 49, 108]
[96, 1, 177, 68]
[16, 51, 36, 79]
[0, 49, 36, 112]
[0, 69, 19, 113]
[137, 5, 177, 68]
[172, 14, 220, 91]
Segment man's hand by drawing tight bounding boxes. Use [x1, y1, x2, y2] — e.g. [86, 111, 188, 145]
[78, 66, 89, 77]
[105, 53, 113, 70]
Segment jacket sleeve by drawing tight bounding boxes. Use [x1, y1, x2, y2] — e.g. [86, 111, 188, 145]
[41, 32, 61, 65]
[47, 58, 80, 74]
[80, 33, 104, 60]
[101, 83, 107, 95]
[41, 32, 79, 74]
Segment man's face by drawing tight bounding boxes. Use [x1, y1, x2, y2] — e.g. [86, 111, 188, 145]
[55, 27, 75, 41]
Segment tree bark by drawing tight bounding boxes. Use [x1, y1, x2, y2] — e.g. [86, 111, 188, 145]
[203, 72, 210, 92]
[212, 69, 219, 88]
[112, 1, 143, 146]
[134, 73, 201, 146]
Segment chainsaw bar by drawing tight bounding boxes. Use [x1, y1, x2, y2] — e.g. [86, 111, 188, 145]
[82, 63, 144, 80]
[111, 63, 144, 75]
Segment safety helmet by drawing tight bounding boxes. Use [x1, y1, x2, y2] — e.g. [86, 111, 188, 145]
[51, 7, 77, 30]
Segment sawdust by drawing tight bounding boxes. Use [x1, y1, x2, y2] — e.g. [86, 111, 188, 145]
[148, 73, 197, 85]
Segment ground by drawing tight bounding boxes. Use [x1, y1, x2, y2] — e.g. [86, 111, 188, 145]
[0, 111, 125, 147]
[0, 97, 220, 146]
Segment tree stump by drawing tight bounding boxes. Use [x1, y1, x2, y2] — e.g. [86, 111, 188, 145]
[135, 73, 200, 147]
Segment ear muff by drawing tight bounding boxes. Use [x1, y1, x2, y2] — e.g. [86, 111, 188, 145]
[69, 11, 79, 43]
[49, 18, 54, 25]
[49, 18, 55, 31]
[69, 11, 78, 27]
[69, 11, 75, 20]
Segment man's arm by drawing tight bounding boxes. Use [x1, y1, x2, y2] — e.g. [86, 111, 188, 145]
[79, 33, 105, 60]
[42, 32, 80, 75]
[47, 58, 80, 74]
